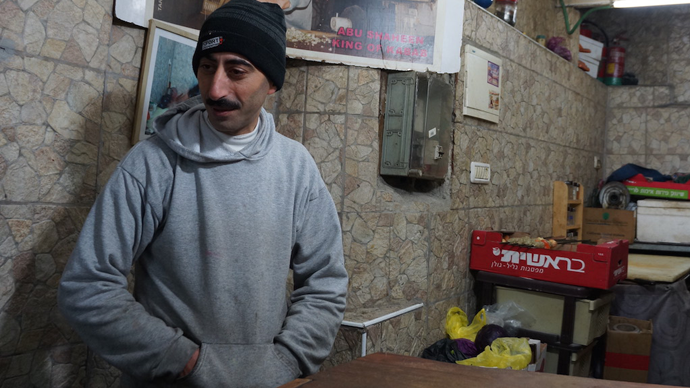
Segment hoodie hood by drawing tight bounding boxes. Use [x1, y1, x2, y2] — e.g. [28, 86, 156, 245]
[153, 95, 276, 163]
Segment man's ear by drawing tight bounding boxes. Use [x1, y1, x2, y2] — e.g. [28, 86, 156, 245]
[267, 81, 278, 95]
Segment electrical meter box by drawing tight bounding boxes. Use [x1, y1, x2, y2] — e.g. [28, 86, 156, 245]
[380, 72, 453, 180]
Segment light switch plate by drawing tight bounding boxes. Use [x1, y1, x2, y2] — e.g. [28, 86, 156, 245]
[470, 162, 491, 184]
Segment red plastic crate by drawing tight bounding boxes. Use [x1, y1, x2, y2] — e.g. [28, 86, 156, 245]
[470, 230, 628, 290]
[623, 173, 690, 200]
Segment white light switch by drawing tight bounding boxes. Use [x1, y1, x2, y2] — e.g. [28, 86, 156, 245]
[470, 162, 491, 184]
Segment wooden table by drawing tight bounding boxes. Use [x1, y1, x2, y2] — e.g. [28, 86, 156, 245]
[280, 353, 676, 388]
[626, 253, 690, 282]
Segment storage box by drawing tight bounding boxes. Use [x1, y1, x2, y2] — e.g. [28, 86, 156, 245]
[580, 56, 600, 79]
[637, 199, 690, 243]
[582, 208, 636, 243]
[545, 340, 596, 377]
[495, 286, 614, 345]
[470, 230, 629, 289]
[604, 316, 653, 383]
[527, 339, 547, 372]
[579, 35, 604, 62]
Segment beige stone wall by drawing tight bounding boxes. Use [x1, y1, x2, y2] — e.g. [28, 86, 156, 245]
[321, 1, 606, 367]
[1, 0, 144, 385]
[482, 0, 582, 64]
[586, 5, 690, 177]
[0, 0, 606, 385]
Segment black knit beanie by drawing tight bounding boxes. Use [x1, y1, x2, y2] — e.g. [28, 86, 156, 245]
[192, 0, 287, 90]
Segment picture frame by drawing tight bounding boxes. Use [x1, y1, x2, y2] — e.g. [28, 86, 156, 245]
[115, 0, 462, 74]
[132, 19, 199, 144]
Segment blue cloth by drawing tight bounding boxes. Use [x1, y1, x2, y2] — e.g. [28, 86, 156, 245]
[606, 163, 672, 183]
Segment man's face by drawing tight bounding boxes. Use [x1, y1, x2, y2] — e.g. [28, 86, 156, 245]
[197, 52, 277, 135]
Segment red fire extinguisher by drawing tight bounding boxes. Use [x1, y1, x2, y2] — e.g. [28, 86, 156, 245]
[604, 37, 626, 85]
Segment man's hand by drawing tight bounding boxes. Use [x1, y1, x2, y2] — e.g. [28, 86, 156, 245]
[258, 0, 291, 10]
[179, 348, 200, 378]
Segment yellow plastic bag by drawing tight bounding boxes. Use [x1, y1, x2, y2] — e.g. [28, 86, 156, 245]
[445, 307, 487, 341]
[457, 337, 532, 370]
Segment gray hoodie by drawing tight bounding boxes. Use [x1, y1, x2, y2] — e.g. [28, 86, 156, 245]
[58, 97, 348, 387]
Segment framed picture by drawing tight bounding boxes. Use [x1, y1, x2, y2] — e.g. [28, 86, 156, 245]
[116, 0, 462, 74]
[133, 20, 199, 144]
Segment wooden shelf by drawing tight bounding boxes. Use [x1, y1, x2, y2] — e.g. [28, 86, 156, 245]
[552, 181, 584, 239]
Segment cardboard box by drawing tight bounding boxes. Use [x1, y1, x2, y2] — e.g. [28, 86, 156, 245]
[527, 339, 547, 372]
[470, 230, 628, 290]
[637, 199, 690, 243]
[579, 35, 604, 62]
[545, 340, 597, 377]
[580, 56, 600, 79]
[604, 316, 653, 383]
[583, 208, 636, 243]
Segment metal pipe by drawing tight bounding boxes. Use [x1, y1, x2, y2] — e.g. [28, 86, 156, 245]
[340, 303, 425, 358]
[362, 303, 424, 327]
[361, 331, 367, 357]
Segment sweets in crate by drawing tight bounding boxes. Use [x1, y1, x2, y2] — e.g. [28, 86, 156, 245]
[470, 230, 628, 289]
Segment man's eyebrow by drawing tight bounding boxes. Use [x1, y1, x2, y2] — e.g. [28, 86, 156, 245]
[202, 54, 254, 69]
[225, 58, 254, 68]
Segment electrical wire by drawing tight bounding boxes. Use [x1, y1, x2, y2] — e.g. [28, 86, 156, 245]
[559, 0, 613, 35]
[581, 19, 609, 47]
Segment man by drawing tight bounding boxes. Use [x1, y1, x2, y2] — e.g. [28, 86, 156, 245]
[57, 1, 348, 387]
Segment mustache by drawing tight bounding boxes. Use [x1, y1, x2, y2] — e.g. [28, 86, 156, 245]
[205, 98, 241, 110]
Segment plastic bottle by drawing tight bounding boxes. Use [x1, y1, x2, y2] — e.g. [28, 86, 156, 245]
[571, 182, 579, 200]
[495, 0, 518, 27]
[567, 206, 575, 225]
[473, 0, 494, 9]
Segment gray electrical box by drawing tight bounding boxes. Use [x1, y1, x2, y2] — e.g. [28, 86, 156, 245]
[380, 71, 453, 180]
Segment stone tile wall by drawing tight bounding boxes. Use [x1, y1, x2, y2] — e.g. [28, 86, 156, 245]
[605, 89, 690, 177]
[0, 0, 606, 386]
[1, 0, 143, 385]
[320, 1, 606, 367]
[586, 5, 690, 177]
[480, 0, 582, 65]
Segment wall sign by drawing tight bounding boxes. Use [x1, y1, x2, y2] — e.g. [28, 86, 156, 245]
[463, 45, 502, 123]
[115, 0, 463, 73]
